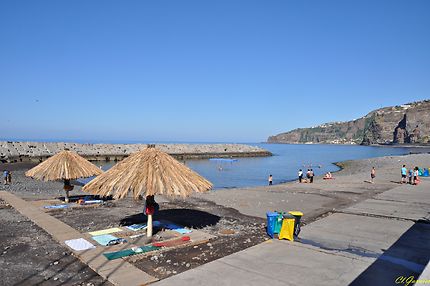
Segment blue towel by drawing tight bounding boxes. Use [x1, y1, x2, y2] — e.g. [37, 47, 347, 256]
[153, 221, 163, 227]
[44, 204, 69, 209]
[173, 228, 192, 234]
[164, 223, 181, 230]
[92, 234, 118, 246]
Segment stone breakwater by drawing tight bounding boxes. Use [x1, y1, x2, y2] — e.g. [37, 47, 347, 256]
[0, 141, 271, 163]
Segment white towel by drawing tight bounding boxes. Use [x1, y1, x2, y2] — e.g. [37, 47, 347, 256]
[65, 238, 96, 251]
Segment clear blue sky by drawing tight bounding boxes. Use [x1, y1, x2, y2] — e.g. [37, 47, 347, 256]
[0, 1, 429, 143]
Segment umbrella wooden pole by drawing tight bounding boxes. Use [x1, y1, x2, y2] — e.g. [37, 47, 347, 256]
[65, 190, 70, 203]
[147, 214, 153, 237]
[63, 180, 70, 203]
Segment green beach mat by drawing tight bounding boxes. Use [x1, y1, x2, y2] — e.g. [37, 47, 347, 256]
[103, 245, 160, 260]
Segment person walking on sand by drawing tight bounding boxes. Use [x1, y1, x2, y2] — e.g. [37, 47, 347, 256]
[3, 170, 9, 185]
[413, 167, 419, 185]
[268, 174, 273, 186]
[310, 169, 314, 183]
[298, 169, 303, 183]
[7, 171, 11, 184]
[401, 165, 407, 184]
[370, 167, 376, 183]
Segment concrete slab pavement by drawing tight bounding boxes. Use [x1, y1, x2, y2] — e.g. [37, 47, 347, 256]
[153, 179, 430, 286]
[153, 239, 373, 286]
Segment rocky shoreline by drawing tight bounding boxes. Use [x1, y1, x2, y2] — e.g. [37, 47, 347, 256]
[0, 141, 271, 163]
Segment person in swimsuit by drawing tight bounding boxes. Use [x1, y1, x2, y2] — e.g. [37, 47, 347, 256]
[370, 167, 376, 183]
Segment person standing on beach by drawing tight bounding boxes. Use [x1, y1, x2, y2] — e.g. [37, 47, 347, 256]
[401, 165, 407, 183]
[370, 167, 376, 183]
[7, 171, 12, 184]
[310, 169, 314, 183]
[268, 175, 273, 185]
[413, 167, 419, 185]
[3, 170, 9, 185]
[298, 169, 303, 183]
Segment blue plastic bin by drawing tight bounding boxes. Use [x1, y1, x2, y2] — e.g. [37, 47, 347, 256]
[266, 212, 278, 238]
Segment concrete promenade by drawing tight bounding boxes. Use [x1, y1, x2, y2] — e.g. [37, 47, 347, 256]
[154, 178, 430, 286]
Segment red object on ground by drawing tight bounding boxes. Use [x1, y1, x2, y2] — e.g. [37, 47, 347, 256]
[145, 206, 155, 215]
[152, 236, 191, 247]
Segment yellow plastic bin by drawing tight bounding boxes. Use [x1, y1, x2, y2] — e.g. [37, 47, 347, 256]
[278, 213, 295, 241]
[288, 211, 304, 237]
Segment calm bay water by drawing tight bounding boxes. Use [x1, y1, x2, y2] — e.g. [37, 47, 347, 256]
[96, 144, 425, 190]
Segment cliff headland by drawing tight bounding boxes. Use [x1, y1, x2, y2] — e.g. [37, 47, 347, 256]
[268, 100, 430, 145]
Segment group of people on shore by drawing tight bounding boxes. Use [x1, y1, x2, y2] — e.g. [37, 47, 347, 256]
[3, 170, 12, 185]
[268, 163, 425, 186]
[401, 165, 421, 185]
[298, 169, 314, 183]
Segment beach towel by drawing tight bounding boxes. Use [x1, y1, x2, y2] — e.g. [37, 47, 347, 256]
[153, 221, 163, 227]
[83, 200, 103, 204]
[130, 233, 146, 239]
[173, 228, 192, 234]
[92, 234, 118, 246]
[44, 204, 69, 209]
[103, 245, 160, 260]
[152, 236, 191, 247]
[88, 227, 123, 236]
[65, 238, 96, 251]
[126, 223, 147, 231]
[106, 238, 127, 246]
[163, 223, 181, 230]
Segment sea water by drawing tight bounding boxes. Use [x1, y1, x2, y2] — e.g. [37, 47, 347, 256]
[96, 144, 424, 190]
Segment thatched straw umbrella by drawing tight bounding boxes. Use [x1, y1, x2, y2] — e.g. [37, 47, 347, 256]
[83, 145, 212, 237]
[26, 150, 103, 203]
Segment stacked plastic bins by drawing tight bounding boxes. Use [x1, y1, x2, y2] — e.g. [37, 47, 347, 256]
[267, 211, 304, 241]
[266, 212, 278, 238]
[288, 211, 304, 237]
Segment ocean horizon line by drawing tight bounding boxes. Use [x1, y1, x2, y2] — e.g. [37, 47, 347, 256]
[0, 138, 263, 145]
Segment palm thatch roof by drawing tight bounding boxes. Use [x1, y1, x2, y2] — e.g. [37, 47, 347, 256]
[25, 150, 103, 181]
[82, 146, 212, 199]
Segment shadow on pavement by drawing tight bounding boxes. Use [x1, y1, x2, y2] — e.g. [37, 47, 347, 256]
[349, 220, 430, 286]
